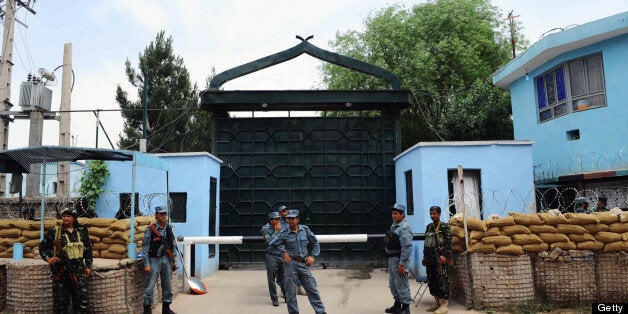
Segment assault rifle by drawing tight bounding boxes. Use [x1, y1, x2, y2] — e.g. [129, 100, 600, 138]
[53, 234, 78, 284]
[148, 224, 177, 271]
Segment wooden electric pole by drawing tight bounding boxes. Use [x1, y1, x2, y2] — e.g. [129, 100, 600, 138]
[506, 11, 521, 59]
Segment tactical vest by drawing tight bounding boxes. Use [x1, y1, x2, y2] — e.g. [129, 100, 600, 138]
[54, 226, 85, 259]
[148, 224, 172, 257]
[384, 225, 401, 251]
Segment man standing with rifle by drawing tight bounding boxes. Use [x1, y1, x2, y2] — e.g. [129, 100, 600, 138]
[39, 208, 93, 313]
[384, 203, 413, 314]
[142, 206, 177, 314]
[422, 206, 452, 314]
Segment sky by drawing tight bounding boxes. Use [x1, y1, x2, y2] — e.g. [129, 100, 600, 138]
[3, 0, 627, 150]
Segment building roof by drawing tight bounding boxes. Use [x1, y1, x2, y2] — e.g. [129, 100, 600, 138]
[0, 146, 133, 173]
[493, 11, 628, 90]
[394, 140, 533, 161]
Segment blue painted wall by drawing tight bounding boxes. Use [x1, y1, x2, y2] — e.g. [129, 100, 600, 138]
[510, 34, 628, 175]
[96, 152, 222, 278]
[393, 141, 534, 277]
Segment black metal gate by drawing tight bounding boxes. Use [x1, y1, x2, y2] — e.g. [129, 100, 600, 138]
[215, 113, 398, 264]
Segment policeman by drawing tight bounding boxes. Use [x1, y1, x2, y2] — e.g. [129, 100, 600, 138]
[384, 203, 413, 314]
[261, 211, 285, 306]
[422, 206, 452, 314]
[269, 209, 327, 314]
[277, 205, 306, 296]
[39, 208, 93, 313]
[574, 197, 590, 213]
[142, 206, 177, 314]
[595, 195, 608, 212]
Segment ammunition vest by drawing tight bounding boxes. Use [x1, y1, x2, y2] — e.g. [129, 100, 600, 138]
[384, 225, 401, 251]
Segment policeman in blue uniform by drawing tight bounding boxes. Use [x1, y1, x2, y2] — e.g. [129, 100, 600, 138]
[269, 209, 326, 314]
[384, 203, 413, 314]
[261, 211, 285, 306]
[277, 205, 306, 295]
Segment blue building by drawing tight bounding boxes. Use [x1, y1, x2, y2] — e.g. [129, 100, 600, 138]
[393, 140, 534, 277]
[4, 161, 85, 197]
[97, 152, 222, 278]
[493, 12, 628, 209]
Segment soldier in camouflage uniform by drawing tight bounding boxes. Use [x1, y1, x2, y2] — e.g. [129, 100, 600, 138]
[422, 206, 452, 314]
[39, 208, 93, 313]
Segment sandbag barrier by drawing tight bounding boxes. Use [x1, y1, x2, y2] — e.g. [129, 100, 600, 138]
[448, 210, 628, 307]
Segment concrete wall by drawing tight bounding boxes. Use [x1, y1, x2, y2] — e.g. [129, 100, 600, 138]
[393, 141, 535, 277]
[97, 152, 222, 278]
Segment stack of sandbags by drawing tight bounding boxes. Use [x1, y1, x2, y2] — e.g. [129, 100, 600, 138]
[92, 217, 155, 259]
[0, 217, 155, 260]
[449, 209, 628, 255]
[0, 219, 57, 258]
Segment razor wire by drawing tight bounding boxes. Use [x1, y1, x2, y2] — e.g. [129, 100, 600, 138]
[534, 147, 628, 183]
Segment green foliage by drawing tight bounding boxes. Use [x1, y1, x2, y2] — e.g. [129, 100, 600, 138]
[321, 0, 525, 150]
[78, 160, 110, 210]
[116, 31, 212, 153]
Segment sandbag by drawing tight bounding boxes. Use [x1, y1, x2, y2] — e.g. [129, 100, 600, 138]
[469, 242, 496, 253]
[511, 213, 544, 225]
[593, 212, 618, 224]
[609, 223, 628, 234]
[450, 226, 465, 239]
[623, 232, 628, 242]
[512, 234, 543, 245]
[101, 237, 127, 245]
[448, 217, 462, 227]
[565, 213, 600, 225]
[100, 250, 126, 259]
[109, 219, 133, 231]
[481, 235, 512, 246]
[89, 235, 100, 243]
[111, 230, 131, 241]
[24, 239, 40, 247]
[452, 236, 464, 246]
[501, 225, 531, 236]
[523, 243, 549, 252]
[576, 240, 604, 251]
[9, 220, 35, 230]
[556, 224, 588, 234]
[528, 225, 557, 234]
[496, 244, 524, 255]
[92, 242, 110, 251]
[108, 243, 128, 254]
[550, 241, 577, 250]
[452, 244, 465, 252]
[603, 241, 628, 252]
[595, 231, 624, 243]
[0, 228, 21, 238]
[85, 218, 117, 228]
[90, 227, 113, 238]
[465, 218, 487, 232]
[538, 233, 569, 243]
[485, 216, 515, 227]
[469, 230, 485, 240]
[134, 216, 156, 226]
[582, 223, 610, 234]
[20, 229, 41, 239]
[485, 226, 501, 236]
[567, 233, 595, 243]
[537, 213, 570, 225]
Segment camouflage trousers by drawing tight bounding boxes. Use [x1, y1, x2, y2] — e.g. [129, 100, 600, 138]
[424, 251, 450, 299]
[52, 269, 89, 314]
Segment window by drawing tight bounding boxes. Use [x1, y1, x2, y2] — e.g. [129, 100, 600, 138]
[169, 192, 187, 223]
[404, 170, 414, 215]
[208, 177, 217, 258]
[536, 53, 606, 123]
[117, 193, 140, 219]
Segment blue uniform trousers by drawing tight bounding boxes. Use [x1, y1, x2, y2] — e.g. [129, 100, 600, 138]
[265, 253, 285, 301]
[143, 256, 173, 305]
[388, 256, 412, 304]
[284, 261, 326, 314]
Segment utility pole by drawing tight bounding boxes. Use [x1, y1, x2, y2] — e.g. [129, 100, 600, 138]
[57, 43, 72, 197]
[506, 11, 521, 59]
[0, 0, 36, 197]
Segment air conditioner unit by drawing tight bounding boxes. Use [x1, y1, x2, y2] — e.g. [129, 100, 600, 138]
[19, 81, 53, 111]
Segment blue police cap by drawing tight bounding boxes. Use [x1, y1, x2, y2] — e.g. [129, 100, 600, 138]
[155, 206, 168, 213]
[277, 205, 288, 212]
[391, 203, 406, 213]
[267, 211, 280, 219]
[574, 197, 588, 205]
[286, 209, 299, 218]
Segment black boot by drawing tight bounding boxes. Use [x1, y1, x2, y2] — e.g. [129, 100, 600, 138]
[162, 302, 176, 314]
[143, 304, 152, 314]
[398, 303, 410, 314]
[385, 300, 401, 313]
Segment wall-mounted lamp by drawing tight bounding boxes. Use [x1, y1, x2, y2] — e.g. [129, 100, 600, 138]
[261, 103, 268, 108]
[525, 69, 529, 81]
[345, 102, 352, 108]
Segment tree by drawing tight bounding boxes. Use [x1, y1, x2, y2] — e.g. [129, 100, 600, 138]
[321, 0, 523, 149]
[116, 31, 212, 152]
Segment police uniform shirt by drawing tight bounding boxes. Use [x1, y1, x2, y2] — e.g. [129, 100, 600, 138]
[261, 223, 285, 256]
[385, 219, 412, 266]
[269, 225, 320, 259]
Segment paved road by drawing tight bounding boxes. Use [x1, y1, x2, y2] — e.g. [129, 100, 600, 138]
[159, 267, 479, 314]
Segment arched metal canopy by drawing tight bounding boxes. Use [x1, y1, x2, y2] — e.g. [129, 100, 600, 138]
[201, 36, 412, 112]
